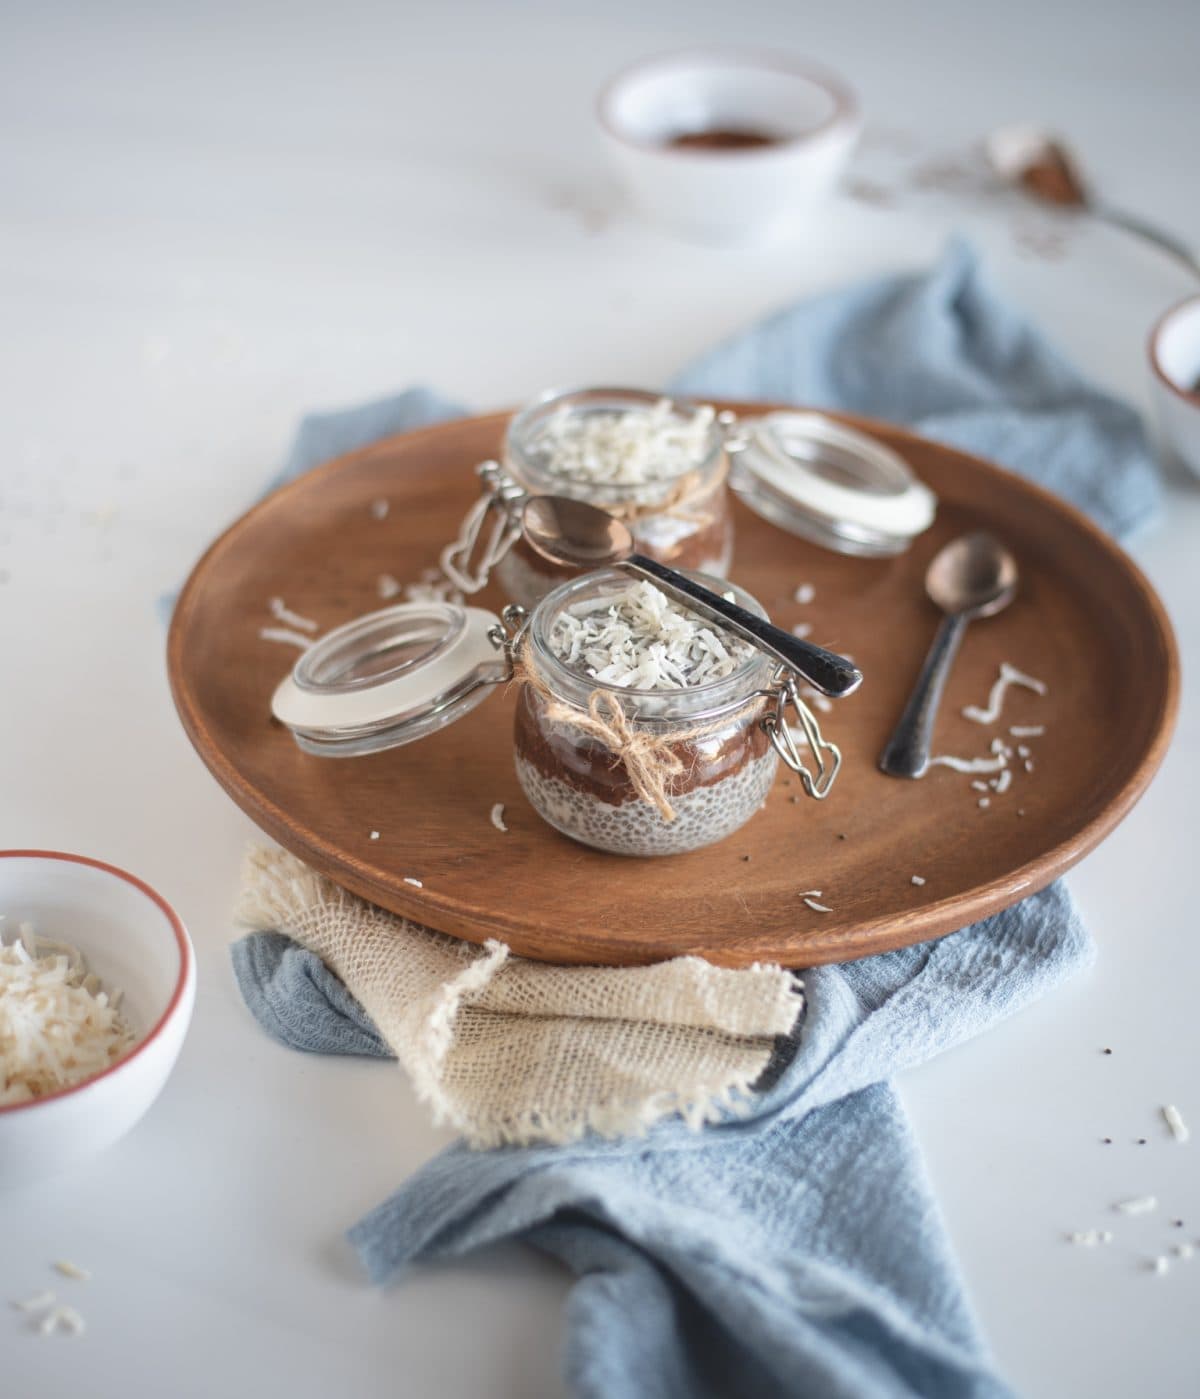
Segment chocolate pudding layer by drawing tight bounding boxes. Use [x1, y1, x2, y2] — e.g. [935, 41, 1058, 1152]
[513, 684, 775, 856]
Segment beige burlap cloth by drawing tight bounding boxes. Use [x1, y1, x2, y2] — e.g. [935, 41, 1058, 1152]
[235, 845, 804, 1148]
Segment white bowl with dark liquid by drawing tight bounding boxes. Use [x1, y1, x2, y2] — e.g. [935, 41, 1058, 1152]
[597, 48, 859, 245]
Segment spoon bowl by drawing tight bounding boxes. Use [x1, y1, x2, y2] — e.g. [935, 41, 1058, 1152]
[926, 530, 1019, 618]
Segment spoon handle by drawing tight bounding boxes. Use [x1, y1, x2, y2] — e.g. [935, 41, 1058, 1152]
[1094, 204, 1200, 279]
[624, 553, 862, 698]
[878, 612, 967, 778]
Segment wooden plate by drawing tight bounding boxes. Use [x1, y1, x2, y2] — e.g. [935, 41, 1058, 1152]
[168, 405, 1179, 967]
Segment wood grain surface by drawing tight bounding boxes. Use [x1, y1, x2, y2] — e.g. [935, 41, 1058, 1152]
[167, 405, 1180, 967]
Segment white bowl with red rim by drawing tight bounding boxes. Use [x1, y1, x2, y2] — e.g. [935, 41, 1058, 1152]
[1148, 294, 1200, 478]
[597, 48, 860, 245]
[0, 850, 195, 1186]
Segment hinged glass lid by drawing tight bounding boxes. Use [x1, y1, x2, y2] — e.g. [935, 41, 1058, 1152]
[730, 411, 937, 556]
[271, 602, 507, 757]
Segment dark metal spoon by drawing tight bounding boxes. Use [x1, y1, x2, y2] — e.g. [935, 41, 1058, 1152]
[521, 495, 863, 698]
[879, 531, 1018, 778]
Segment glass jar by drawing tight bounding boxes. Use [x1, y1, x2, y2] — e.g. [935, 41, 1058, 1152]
[512, 570, 778, 857]
[494, 387, 734, 608]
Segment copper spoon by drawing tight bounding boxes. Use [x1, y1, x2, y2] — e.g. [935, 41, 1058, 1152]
[986, 125, 1200, 279]
[521, 494, 863, 698]
[879, 532, 1018, 778]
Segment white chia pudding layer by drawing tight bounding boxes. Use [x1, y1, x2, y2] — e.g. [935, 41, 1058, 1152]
[514, 747, 777, 857]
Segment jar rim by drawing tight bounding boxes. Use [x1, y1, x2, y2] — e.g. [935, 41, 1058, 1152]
[527, 567, 773, 718]
[504, 386, 725, 501]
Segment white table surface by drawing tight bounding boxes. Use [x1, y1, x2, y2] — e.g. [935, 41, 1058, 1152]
[2, 1, 1198, 1394]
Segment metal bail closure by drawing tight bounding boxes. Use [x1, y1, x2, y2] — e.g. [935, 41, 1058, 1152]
[762, 672, 843, 800]
[729, 410, 937, 557]
[438, 461, 526, 594]
[271, 601, 512, 758]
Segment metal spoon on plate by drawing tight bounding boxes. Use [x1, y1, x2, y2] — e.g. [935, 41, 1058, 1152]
[520, 494, 863, 699]
[879, 532, 1018, 778]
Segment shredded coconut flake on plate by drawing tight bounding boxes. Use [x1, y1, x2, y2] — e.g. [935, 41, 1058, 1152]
[0, 926, 137, 1105]
[793, 583, 816, 605]
[962, 662, 1048, 724]
[1163, 1104, 1190, 1143]
[490, 803, 508, 834]
[791, 622, 812, 639]
[377, 573, 402, 600]
[53, 1261, 90, 1281]
[911, 875, 926, 886]
[803, 898, 832, 913]
[403, 877, 423, 889]
[1149, 1256, 1170, 1276]
[1115, 1195, 1158, 1215]
[268, 597, 318, 632]
[402, 568, 464, 607]
[549, 580, 754, 691]
[369, 831, 380, 841]
[259, 627, 313, 650]
[527, 398, 715, 486]
[926, 752, 1008, 775]
[369, 498, 390, 520]
[1009, 724, 1044, 737]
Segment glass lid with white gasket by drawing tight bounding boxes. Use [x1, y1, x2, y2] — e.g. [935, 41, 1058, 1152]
[271, 602, 507, 757]
[729, 411, 937, 556]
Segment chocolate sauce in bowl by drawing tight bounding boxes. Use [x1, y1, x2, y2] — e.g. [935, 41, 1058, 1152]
[666, 128, 780, 152]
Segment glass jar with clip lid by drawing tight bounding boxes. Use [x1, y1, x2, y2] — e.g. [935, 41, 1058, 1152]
[435, 393, 936, 613]
[271, 568, 845, 857]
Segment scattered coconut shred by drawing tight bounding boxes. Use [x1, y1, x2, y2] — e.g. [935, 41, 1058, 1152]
[1163, 1104, 1190, 1143]
[0, 924, 136, 1105]
[528, 397, 715, 486]
[490, 803, 508, 834]
[548, 580, 753, 690]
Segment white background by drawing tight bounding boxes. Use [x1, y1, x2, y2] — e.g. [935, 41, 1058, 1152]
[2, 1, 1198, 1394]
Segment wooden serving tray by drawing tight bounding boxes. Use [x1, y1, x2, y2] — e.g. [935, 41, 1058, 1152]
[168, 405, 1179, 967]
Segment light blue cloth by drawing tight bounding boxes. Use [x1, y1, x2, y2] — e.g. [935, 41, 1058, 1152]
[231, 243, 1160, 1398]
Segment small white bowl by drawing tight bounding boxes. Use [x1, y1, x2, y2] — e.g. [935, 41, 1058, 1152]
[0, 851, 195, 1186]
[1148, 294, 1200, 478]
[597, 48, 859, 245]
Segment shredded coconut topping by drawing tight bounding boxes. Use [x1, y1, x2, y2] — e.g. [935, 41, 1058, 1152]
[1163, 1104, 1190, 1143]
[259, 626, 313, 650]
[526, 397, 715, 486]
[962, 662, 1048, 724]
[490, 803, 508, 834]
[268, 597, 318, 632]
[53, 1261, 90, 1281]
[1115, 1195, 1158, 1215]
[0, 926, 137, 1105]
[548, 580, 753, 691]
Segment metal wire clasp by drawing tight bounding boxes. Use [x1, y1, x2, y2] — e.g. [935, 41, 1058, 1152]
[439, 461, 526, 594]
[761, 671, 842, 800]
[486, 604, 529, 679]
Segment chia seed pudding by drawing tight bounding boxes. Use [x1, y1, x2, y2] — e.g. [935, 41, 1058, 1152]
[513, 572, 777, 856]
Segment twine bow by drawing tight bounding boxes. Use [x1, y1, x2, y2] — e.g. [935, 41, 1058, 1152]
[543, 688, 685, 822]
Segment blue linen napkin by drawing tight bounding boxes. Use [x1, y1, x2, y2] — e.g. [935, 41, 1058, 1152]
[231, 242, 1160, 1398]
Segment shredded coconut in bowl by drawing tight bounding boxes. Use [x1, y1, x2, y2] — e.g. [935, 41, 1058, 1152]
[526, 398, 716, 487]
[0, 924, 137, 1106]
[548, 580, 755, 691]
